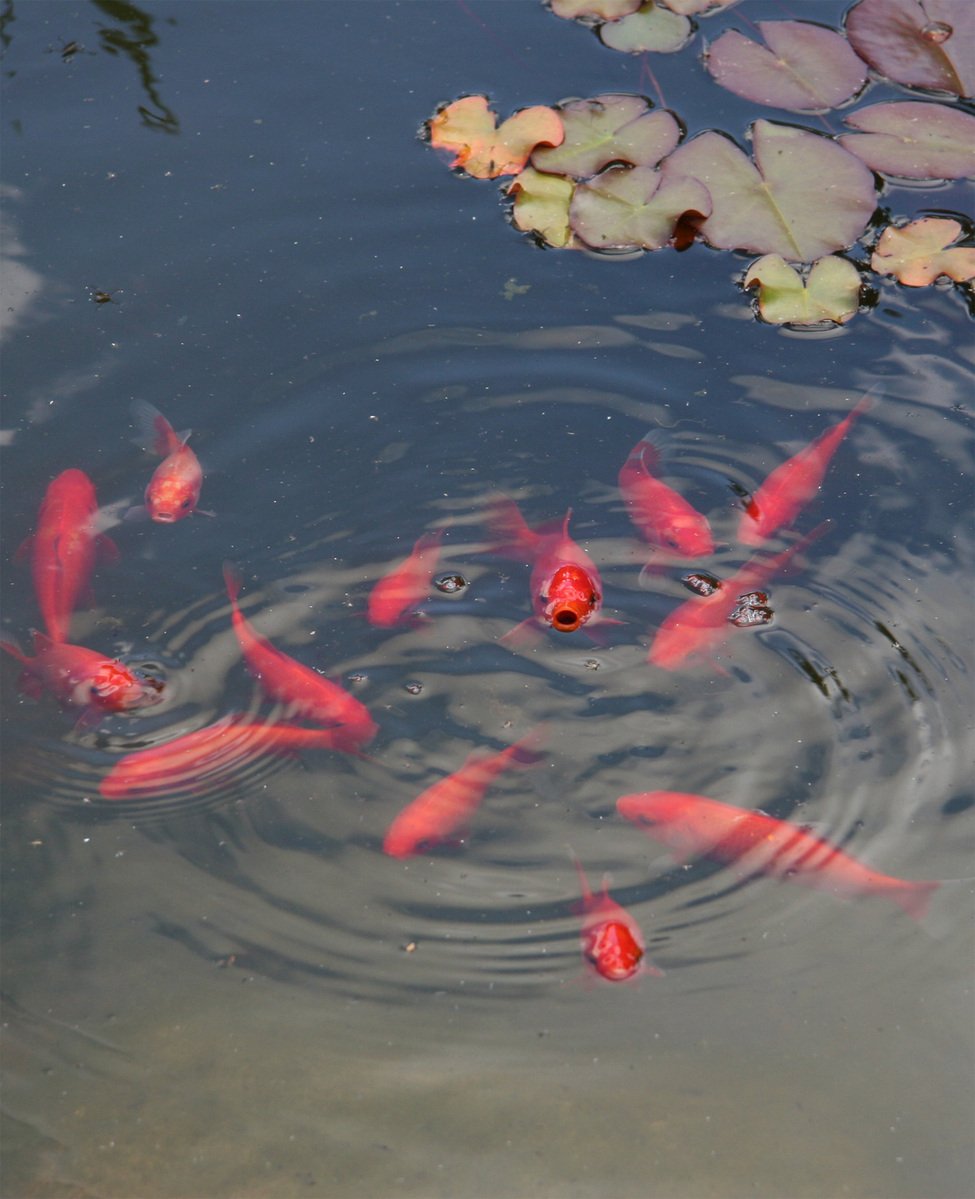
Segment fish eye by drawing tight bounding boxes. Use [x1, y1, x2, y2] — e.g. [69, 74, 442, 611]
[180, 498, 192, 509]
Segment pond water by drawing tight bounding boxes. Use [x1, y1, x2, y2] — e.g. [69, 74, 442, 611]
[1, 2, 973, 1197]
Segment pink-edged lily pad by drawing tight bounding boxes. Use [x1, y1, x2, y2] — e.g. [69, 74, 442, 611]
[705, 21, 867, 112]
[550, 0, 642, 21]
[744, 254, 862, 325]
[531, 94, 682, 178]
[664, 120, 877, 261]
[871, 218, 975, 285]
[845, 0, 975, 98]
[839, 101, 975, 179]
[427, 96, 564, 180]
[570, 164, 712, 250]
[508, 166, 577, 248]
[599, 2, 694, 54]
[664, 0, 737, 13]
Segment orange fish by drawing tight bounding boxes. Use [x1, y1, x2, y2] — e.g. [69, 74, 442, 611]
[488, 498, 606, 635]
[1, 630, 161, 718]
[132, 400, 203, 522]
[648, 525, 824, 670]
[738, 392, 873, 546]
[367, 529, 445, 628]
[617, 791, 940, 922]
[223, 563, 376, 750]
[99, 714, 356, 800]
[618, 436, 714, 557]
[572, 855, 663, 982]
[382, 729, 545, 858]
[16, 469, 117, 643]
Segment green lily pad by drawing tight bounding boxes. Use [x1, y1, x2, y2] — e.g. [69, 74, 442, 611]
[744, 254, 862, 325]
[845, 0, 975, 98]
[531, 94, 682, 179]
[664, 120, 877, 261]
[871, 218, 975, 285]
[839, 101, 975, 179]
[508, 166, 577, 248]
[705, 21, 867, 112]
[569, 164, 712, 250]
[599, 2, 693, 54]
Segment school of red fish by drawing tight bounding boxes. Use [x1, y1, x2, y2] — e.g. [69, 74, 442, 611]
[4, 390, 941, 982]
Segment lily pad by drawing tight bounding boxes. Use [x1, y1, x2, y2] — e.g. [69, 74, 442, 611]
[427, 95, 564, 179]
[531, 94, 682, 178]
[570, 164, 712, 250]
[663, 120, 877, 261]
[845, 0, 975, 98]
[599, 2, 693, 54]
[839, 101, 975, 179]
[550, 0, 641, 21]
[705, 21, 867, 112]
[744, 254, 862, 325]
[870, 218, 975, 285]
[508, 166, 576, 248]
[664, 0, 737, 13]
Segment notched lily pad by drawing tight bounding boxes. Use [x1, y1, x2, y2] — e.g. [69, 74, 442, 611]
[845, 0, 975, 98]
[570, 164, 712, 250]
[531, 94, 682, 178]
[870, 218, 975, 286]
[705, 21, 867, 112]
[427, 95, 564, 179]
[664, 120, 877, 261]
[839, 101, 975, 180]
[599, 2, 694, 54]
[744, 254, 862, 325]
[508, 166, 577, 248]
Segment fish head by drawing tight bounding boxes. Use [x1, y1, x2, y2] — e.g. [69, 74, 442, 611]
[541, 565, 600, 633]
[91, 662, 164, 711]
[146, 477, 197, 522]
[584, 920, 644, 982]
[663, 516, 714, 557]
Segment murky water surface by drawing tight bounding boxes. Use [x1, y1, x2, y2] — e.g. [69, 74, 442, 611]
[2, 3, 973, 1197]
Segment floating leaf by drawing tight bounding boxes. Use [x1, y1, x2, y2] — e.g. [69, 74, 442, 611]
[705, 21, 867, 112]
[664, 121, 877, 261]
[845, 0, 975, 98]
[599, 1, 693, 53]
[427, 95, 564, 179]
[839, 101, 975, 179]
[550, 0, 641, 20]
[531, 95, 681, 178]
[744, 254, 862, 325]
[664, 0, 737, 13]
[570, 164, 712, 250]
[508, 166, 576, 248]
[870, 218, 975, 285]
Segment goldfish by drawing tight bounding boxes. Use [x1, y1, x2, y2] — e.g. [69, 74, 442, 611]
[382, 729, 545, 858]
[737, 392, 873, 546]
[618, 436, 714, 557]
[132, 399, 203, 522]
[571, 855, 663, 982]
[223, 563, 376, 750]
[616, 791, 940, 922]
[648, 524, 825, 670]
[488, 498, 607, 635]
[99, 714, 356, 800]
[1, 630, 162, 719]
[367, 529, 445, 628]
[16, 469, 118, 643]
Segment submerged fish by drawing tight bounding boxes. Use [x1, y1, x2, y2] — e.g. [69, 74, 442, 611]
[132, 399, 204, 522]
[618, 435, 714, 557]
[571, 855, 662, 982]
[367, 529, 445, 628]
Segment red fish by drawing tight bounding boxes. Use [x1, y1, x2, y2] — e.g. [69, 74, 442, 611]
[223, 563, 376, 750]
[572, 855, 662, 982]
[738, 392, 873, 546]
[16, 469, 117, 643]
[132, 400, 203, 522]
[616, 791, 940, 922]
[488, 498, 606, 635]
[99, 714, 356, 800]
[1, 630, 161, 718]
[618, 436, 714, 557]
[382, 729, 545, 858]
[648, 525, 824, 670]
[367, 529, 445, 628]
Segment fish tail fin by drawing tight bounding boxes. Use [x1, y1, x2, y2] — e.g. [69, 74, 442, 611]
[566, 848, 594, 907]
[0, 637, 30, 665]
[893, 879, 941, 925]
[633, 435, 663, 473]
[96, 534, 121, 566]
[485, 495, 539, 558]
[507, 724, 548, 767]
[131, 400, 185, 457]
[222, 560, 243, 606]
[30, 629, 55, 654]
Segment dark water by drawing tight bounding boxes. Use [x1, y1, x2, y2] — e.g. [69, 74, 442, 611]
[2, 3, 973, 1197]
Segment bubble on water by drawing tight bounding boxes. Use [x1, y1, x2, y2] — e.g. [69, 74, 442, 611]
[682, 572, 721, 597]
[347, 672, 368, 685]
[920, 20, 952, 43]
[404, 681, 423, 695]
[435, 573, 468, 594]
[729, 603, 773, 628]
[736, 591, 768, 607]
